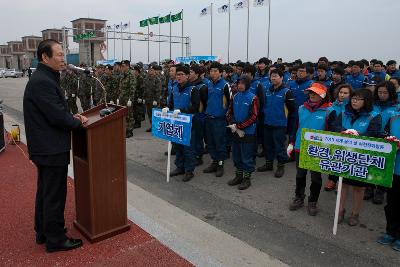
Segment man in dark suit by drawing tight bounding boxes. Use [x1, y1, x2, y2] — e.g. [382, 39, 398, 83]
[23, 39, 88, 253]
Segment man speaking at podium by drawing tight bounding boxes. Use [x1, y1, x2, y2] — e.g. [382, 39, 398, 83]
[23, 39, 88, 253]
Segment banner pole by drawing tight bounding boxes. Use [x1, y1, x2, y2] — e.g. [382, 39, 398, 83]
[167, 141, 172, 182]
[333, 176, 343, 235]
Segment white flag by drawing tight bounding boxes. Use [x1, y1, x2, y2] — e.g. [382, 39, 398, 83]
[218, 4, 229, 13]
[253, 0, 267, 7]
[234, 0, 248, 10]
[200, 6, 211, 16]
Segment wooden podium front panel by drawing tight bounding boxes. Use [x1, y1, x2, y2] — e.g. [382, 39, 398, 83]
[88, 115, 127, 234]
[73, 156, 92, 231]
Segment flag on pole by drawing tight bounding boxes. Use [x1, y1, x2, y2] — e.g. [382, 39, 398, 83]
[139, 19, 149, 27]
[159, 14, 171, 24]
[115, 24, 120, 29]
[171, 11, 183, 22]
[149, 16, 159, 25]
[234, 0, 248, 10]
[218, 4, 229, 13]
[200, 5, 211, 16]
[253, 0, 267, 7]
[121, 23, 129, 30]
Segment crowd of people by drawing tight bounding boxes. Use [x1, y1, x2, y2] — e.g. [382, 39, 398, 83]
[61, 56, 400, 251]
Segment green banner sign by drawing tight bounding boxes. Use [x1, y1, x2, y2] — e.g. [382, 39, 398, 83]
[140, 19, 149, 27]
[73, 31, 96, 42]
[299, 129, 397, 188]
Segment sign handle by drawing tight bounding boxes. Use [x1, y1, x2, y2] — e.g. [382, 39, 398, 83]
[333, 176, 343, 235]
[167, 141, 172, 182]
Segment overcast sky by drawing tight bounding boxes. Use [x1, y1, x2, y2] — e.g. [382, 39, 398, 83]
[1, 0, 399, 64]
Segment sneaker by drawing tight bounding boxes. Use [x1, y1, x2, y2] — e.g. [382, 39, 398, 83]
[203, 162, 218, 173]
[392, 240, 400, 252]
[182, 172, 194, 182]
[377, 233, 396, 246]
[126, 131, 133, 138]
[227, 170, 243, 186]
[216, 161, 224, 177]
[347, 213, 359, 226]
[257, 161, 273, 172]
[363, 187, 374, 200]
[372, 189, 385, 205]
[170, 168, 185, 177]
[307, 202, 318, 216]
[324, 180, 336, 191]
[238, 177, 251, 190]
[289, 197, 304, 211]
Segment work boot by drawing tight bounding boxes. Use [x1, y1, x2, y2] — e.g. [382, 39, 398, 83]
[348, 213, 360, 226]
[274, 162, 285, 178]
[307, 201, 318, 216]
[126, 130, 133, 138]
[363, 186, 374, 200]
[227, 169, 243, 186]
[216, 161, 224, 177]
[373, 189, 385, 205]
[289, 196, 304, 211]
[203, 161, 218, 173]
[182, 171, 194, 182]
[196, 156, 203, 166]
[257, 160, 273, 172]
[238, 172, 251, 190]
[170, 168, 185, 177]
[133, 123, 141, 129]
[146, 127, 152, 132]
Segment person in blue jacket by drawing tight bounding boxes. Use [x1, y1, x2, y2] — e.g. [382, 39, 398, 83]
[288, 83, 336, 216]
[377, 108, 400, 251]
[203, 62, 231, 177]
[226, 75, 260, 190]
[256, 57, 272, 90]
[314, 64, 332, 89]
[364, 81, 400, 204]
[345, 61, 368, 90]
[336, 89, 382, 226]
[324, 84, 353, 191]
[387, 60, 400, 78]
[258, 69, 295, 177]
[389, 77, 400, 102]
[166, 65, 200, 182]
[370, 60, 389, 82]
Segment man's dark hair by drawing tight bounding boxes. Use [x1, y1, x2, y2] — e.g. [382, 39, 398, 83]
[318, 57, 329, 64]
[351, 89, 374, 112]
[387, 60, 397, 66]
[332, 66, 345, 76]
[289, 66, 299, 73]
[317, 64, 328, 71]
[373, 60, 383, 67]
[37, 39, 60, 62]
[350, 60, 363, 69]
[190, 64, 201, 75]
[209, 61, 223, 72]
[243, 65, 257, 77]
[374, 81, 398, 104]
[298, 63, 313, 74]
[176, 65, 190, 75]
[223, 64, 233, 74]
[270, 68, 284, 77]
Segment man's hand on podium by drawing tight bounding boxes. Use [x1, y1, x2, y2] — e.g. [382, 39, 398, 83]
[74, 114, 89, 124]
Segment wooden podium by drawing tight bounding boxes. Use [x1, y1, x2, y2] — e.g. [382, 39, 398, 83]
[72, 103, 130, 243]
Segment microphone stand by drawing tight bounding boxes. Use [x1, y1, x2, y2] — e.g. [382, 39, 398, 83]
[88, 74, 116, 117]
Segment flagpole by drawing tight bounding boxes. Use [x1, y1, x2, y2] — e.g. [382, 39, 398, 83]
[211, 3, 213, 56]
[228, 1, 231, 63]
[113, 25, 116, 60]
[158, 15, 161, 64]
[129, 22, 132, 62]
[267, 0, 271, 58]
[246, 1, 250, 62]
[147, 23, 150, 63]
[122, 23, 124, 60]
[181, 9, 184, 57]
[106, 26, 109, 60]
[169, 13, 172, 60]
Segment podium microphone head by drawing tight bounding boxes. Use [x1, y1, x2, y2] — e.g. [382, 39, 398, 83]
[67, 64, 92, 75]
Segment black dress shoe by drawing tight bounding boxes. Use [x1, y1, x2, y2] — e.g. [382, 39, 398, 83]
[36, 228, 68, 245]
[46, 238, 83, 253]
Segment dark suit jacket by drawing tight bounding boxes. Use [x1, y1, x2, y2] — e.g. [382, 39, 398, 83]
[23, 63, 81, 163]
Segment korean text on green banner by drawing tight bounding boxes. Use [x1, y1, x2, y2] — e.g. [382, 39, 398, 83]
[299, 129, 397, 188]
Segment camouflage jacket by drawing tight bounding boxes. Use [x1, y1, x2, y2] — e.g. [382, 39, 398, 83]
[60, 71, 78, 97]
[143, 74, 162, 103]
[118, 70, 136, 104]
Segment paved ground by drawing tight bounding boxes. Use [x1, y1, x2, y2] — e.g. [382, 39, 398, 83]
[1, 77, 399, 266]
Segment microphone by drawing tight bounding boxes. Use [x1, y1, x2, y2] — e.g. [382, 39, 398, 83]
[67, 64, 92, 75]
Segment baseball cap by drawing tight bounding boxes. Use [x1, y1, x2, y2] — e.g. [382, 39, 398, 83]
[305, 83, 327, 98]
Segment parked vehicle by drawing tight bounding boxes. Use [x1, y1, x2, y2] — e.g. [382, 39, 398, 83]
[0, 68, 5, 78]
[4, 69, 23, 78]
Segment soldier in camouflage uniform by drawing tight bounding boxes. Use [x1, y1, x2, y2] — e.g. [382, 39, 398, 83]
[132, 65, 145, 128]
[77, 64, 95, 111]
[93, 65, 105, 105]
[103, 65, 118, 103]
[113, 62, 123, 104]
[118, 60, 136, 138]
[60, 69, 79, 114]
[143, 65, 162, 132]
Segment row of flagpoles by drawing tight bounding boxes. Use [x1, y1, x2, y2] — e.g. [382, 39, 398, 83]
[200, 0, 271, 62]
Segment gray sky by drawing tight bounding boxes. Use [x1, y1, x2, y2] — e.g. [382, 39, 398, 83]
[1, 0, 399, 63]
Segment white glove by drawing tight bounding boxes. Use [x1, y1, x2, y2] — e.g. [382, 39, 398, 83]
[142, 99, 146, 104]
[173, 109, 181, 118]
[341, 129, 359, 136]
[137, 98, 142, 103]
[71, 94, 75, 98]
[110, 100, 114, 104]
[287, 143, 294, 157]
[153, 100, 158, 106]
[226, 124, 237, 133]
[236, 129, 245, 138]
[116, 99, 120, 105]
[127, 99, 132, 107]
[161, 107, 169, 116]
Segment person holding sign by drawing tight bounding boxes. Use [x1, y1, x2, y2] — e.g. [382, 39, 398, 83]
[288, 83, 336, 216]
[166, 65, 200, 182]
[377, 110, 400, 251]
[335, 89, 382, 226]
[226, 76, 260, 190]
